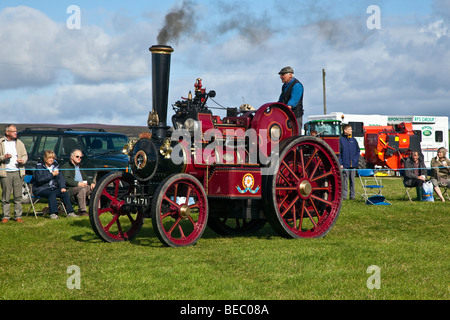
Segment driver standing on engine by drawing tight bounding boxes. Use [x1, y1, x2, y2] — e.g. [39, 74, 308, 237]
[278, 66, 304, 130]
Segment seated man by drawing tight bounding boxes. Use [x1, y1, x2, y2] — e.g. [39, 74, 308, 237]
[430, 147, 450, 202]
[61, 149, 95, 215]
[403, 151, 427, 200]
[32, 150, 77, 219]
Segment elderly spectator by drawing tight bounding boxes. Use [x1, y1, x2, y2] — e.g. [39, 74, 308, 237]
[61, 149, 95, 215]
[0, 125, 27, 223]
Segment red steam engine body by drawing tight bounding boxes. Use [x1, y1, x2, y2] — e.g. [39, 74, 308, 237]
[89, 45, 343, 247]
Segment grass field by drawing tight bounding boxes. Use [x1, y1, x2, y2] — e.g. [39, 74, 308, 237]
[0, 177, 448, 300]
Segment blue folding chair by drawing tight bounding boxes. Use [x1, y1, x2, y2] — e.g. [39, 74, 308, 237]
[23, 175, 40, 218]
[357, 169, 391, 205]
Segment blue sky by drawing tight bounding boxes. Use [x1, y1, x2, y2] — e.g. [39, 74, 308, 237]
[0, 0, 435, 20]
[0, 0, 449, 126]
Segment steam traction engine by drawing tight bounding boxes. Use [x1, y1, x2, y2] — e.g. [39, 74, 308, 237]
[89, 45, 343, 247]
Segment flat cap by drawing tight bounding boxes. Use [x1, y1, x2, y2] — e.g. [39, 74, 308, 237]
[278, 66, 294, 75]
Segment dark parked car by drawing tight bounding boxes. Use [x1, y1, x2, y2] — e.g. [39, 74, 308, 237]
[18, 128, 129, 183]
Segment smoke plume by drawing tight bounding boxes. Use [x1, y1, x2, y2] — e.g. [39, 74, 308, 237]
[215, 2, 273, 44]
[157, 0, 196, 45]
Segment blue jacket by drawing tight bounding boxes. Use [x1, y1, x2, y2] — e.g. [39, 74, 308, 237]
[339, 135, 360, 168]
[32, 160, 67, 195]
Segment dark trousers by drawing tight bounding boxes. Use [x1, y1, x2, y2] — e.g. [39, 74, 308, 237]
[404, 178, 424, 199]
[292, 107, 303, 133]
[404, 178, 424, 188]
[296, 117, 303, 133]
[35, 188, 74, 214]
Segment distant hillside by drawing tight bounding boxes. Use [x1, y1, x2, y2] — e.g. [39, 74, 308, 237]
[2, 123, 149, 139]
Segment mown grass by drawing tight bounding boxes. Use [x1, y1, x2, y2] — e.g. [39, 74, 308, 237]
[0, 177, 448, 300]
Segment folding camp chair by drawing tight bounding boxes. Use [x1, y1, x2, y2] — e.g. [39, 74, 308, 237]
[23, 175, 68, 218]
[438, 182, 450, 201]
[402, 184, 414, 201]
[401, 174, 414, 202]
[443, 186, 450, 200]
[357, 169, 390, 205]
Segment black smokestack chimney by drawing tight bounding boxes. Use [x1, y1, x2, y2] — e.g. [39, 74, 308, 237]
[148, 45, 174, 141]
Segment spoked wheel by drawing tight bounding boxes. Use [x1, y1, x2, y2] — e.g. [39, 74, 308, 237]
[207, 217, 266, 236]
[152, 173, 208, 247]
[263, 136, 342, 238]
[89, 172, 144, 242]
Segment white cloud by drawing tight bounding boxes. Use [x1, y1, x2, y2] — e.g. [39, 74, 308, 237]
[0, 6, 60, 89]
[420, 19, 448, 38]
[1, 80, 152, 125]
[0, 6, 152, 89]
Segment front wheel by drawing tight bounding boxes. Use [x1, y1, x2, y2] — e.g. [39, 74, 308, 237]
[151, 173, 209, 247]
[89, 171, 144, 242]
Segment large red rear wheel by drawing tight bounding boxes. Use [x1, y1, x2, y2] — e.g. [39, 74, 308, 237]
[263, 136, 342, 238]
[89, 172, 144, 242]
[152, 173, 208, 247]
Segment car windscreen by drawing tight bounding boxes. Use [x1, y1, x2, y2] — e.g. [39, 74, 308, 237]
[81, 135, 128, 155]
[19, 135, 38, 154]
[309, 122, 341, 136]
